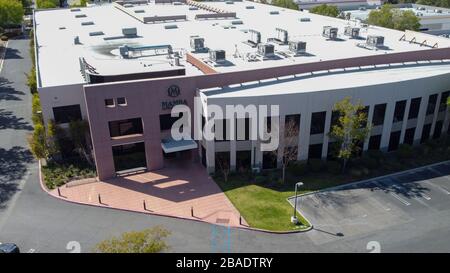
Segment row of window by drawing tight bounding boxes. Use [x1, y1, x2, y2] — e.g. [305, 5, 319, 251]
[105, 97, 127, 107]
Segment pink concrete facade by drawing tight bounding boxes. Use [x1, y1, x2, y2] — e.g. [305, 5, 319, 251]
[84, 47, 450, 180]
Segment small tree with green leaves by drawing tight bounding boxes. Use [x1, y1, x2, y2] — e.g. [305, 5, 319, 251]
[28, 123, 47, 159]
[272, 0, 298, 10]
[0, 0, 24, 29]
[94, 226, 170, 253]
[367, 4, 420, 31]
[328, 97, 371, 172]
[309, 4, 340, 18]
[69, 119, 94, 166]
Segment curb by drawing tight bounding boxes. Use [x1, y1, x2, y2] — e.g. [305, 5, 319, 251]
[38, 160, 308, 234]
[287, 159, 450, 199]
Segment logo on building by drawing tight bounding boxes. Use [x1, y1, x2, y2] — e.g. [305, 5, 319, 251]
[167, 85, 181, 97]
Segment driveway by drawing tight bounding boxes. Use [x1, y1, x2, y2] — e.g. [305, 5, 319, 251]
[290, 161, 450, 246]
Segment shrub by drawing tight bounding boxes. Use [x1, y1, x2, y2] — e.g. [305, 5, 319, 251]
[254, 175, 266, 184]
[288, 161, 308, 176]
[359, 156, 379, 170]
[365, 150, 385, 163]
[349, 167, 363, 178]
[325, 161, 341, 174]
[396, 144, 414, 159]
[309, 159, 324, 172]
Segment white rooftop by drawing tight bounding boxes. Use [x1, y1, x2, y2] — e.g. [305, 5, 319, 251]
[201, 62, 450, 98]
[34, 0, 450, 88]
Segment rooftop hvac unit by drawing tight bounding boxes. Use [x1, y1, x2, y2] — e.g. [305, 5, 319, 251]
[209, 50, 226, 63]
[81, 21, 94, 26]
[74, 36, 81, 45]
[122, 27, 137, 36]
[344, 26, 360, 38]
[190, 36, 205, 52]
[299, 17, 310, 22]
[257, 43, 275, 58]
[288, 40, 306, 54]
[246, 5, 255, 9]
[322, 26, 338, 40]
[119, 45, 130, 58]
[269, 11, 279, 15]
[245, 29, 261, 47]
[366, 35, 384, 48]
[75, 14, 87, 18]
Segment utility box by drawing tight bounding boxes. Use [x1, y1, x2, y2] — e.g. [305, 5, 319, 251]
[322, 26, 338, 40]
[288, 40, 306, 54]
[209, 49, 226, 62]
[190, 36, 205, 52]
[366, 35, 384, 48]
[344, 26, 360, 38]
[257, 43, 275, 57]
[122, 27, 137, 36]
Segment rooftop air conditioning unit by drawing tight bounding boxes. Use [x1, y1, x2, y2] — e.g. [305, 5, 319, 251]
[299, 17, 310, 22]
[344, 26, 360, 38]
[366, 35, 384, 48]
[122, 27, 137, 36]
[322, 26, 338, 40]
[209, 49, 226, 63]
[190, 36, 205, 52]
[288, 40, 306, 54]
[257, 43, 275, 58]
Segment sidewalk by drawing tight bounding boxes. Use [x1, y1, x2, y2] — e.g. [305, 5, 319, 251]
[47, 162, 247, 227]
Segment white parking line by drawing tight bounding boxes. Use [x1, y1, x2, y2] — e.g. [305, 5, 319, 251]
[423, 180, 450, 195]
[374, 181, 411, 206]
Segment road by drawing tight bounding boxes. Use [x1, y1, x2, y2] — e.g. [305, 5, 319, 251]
[1, 36, 450, 253]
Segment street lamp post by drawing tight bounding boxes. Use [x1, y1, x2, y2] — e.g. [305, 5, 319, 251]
[291, 182, 304, 224]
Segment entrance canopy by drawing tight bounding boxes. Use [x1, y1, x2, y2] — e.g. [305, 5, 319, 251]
[161, 137, 198, 153]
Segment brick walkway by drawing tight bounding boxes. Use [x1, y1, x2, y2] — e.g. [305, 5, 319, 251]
[49, 162, 246, 227]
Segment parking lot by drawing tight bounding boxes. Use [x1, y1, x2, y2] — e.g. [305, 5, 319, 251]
[289, 161, 450, 244]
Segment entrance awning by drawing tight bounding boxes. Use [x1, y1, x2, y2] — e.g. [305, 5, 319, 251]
[161, 137, 198, 153]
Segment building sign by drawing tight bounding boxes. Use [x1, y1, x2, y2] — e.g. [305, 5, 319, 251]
[167, 85, 181, 97]
[162, 85, 186, 110]
[161, 99, 188, 110]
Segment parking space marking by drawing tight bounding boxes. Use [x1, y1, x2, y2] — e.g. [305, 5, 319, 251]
[423, 180, 450, 195]
[373, 181, 411, 206]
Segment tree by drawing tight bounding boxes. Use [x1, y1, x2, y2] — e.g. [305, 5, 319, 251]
[69, 119, 94, 166]
[0, 0, 24, 29]
[94, 226, 170, 253]
[272, 0, 298, 10]
[277, 118, 299, 183]
[367, 4, 420, 31]
[36, 0, 59, 9]
[328, 97, 371, 172]
[28, 123, 48, 159]
[309, 4, 340, 18]
[216, 152, 230, 183]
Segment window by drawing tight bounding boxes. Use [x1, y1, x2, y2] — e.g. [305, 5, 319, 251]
[109, 118, 143, 137]
[262, 151, 277, 169]
[214, 119, 228, 141]
[392, 100, 406, 123]
[388, 131, 401, 151]
[236, 118, 250, 141]
[368, 135, 382, 150]
[215, 152, 230, 173]
[310, 111, 326, 135]
[433, 120, 443, 139]
[308, 143, 323, 159]
[236, 150, 251, 172]
[426, 94, 438, 115]
[330, 110, 341, 129]
[160, 113, 183, 131]
[112, 142, 146, 172]
[327, 141, 339, 160]
[53, 105, 82, 124]
[117, 97, 127, 106]
[421, 123, 432, 143]
[372, 103, 386, 126]
[357, 106, 369, 128]
[439, 91, 450, 112]
[285, 114, 300, 137]
[404, 127, 415, 145]
[105, 98, 115, 107]
[408, 97, 421, 120]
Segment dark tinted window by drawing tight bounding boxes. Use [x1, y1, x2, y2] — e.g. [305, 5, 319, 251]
[112, 142, 146, 172]
[404, 127, 415, 145]
[310, 111, 326, 135]
[236, 118, 250, 141]
[214, 119, 228, 141]
[285, 114, 300, 137]
[421, 123, 432, 143]
[160, 113, 183, 131]
[308, 143, 323, 159]
[439, 91, 450, 112]
[433, 120, 443, 139]
[388, 131, 401, 151]
[236, 150, 251, 172]
[53, 105, 82, 124]
[262, 151, 277, 169]
[393, 100, 406, 123]
[109, 118, 143, 137]
[372, 103, 386, 126]
[215, 152, 230, 172]
[426, 94, 438, 115]
[408, 97, 421, 120]
[368, 135, 382, 150]
[357, 106, 369, 128]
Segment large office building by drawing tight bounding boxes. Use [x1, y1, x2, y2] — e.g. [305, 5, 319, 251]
[34, 0, 450, 180]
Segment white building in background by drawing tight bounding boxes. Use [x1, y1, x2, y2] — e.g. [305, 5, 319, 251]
[296, 0, 385, 11]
